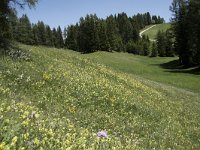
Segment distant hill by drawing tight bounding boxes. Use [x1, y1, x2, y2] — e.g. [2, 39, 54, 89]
[140, 23, 171, 40]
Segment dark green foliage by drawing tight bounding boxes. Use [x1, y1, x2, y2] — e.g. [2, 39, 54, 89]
[187, 0, 200, 65]
[32, 24, 39, 45]
[77, 15, 100, 53]
[156, 30, 166, 57]
[52, 28, 58, 47]
[0, 0, 12, 49]
[170, 0, 200, 66]
[56, 26, 64, 48]
[65, 12, 161, 54]
[45, 25, 54, 47]
[117, 13, 134, 43]
[152, 15, 165, 24]
[98, 21, 110, 51]
[17, 14, 34, 45]
[106, 15, 120, 51]
[156, 30, 174, 57]
[142, 35, 151, 56]
[151, 42, 158, 57]
[65, 25, 78, 50]
[36, 21, 47, 45]
[0, 0, 38, 49]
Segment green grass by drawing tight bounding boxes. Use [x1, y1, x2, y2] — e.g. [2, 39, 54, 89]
[0, 45, 199, 149]
[82, 52, 200, 93]
[142, 23, 171, 40]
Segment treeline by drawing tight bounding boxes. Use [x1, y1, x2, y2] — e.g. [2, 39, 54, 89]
[7, 11, 165, 56]
[9, 14, 64, 48]
[170, 0, 200, 66]
[150, 29, 174, 57]
[65, 12, 164, 53]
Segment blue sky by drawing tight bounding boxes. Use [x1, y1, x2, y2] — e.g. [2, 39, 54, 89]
[17, 0, 172, 29]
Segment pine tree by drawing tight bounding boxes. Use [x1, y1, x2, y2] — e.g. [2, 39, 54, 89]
[106, 15, 120, 51]
[98, 21, 110, 51]
[117, 12, 133, 44]
[52, 28, 58, 48]
[0, 0, 38, 49]
[46, 25, 53, 47]
[17, 14, 33, 45]
[37, 21, 47, 45]
[65, 25, 78, 50]
[32, 24, 39, 45]
[151, 42, 158, 57]
[156, 30, 166, 57]
[57, 26, 64, 48]
[170, 0, 189, 64]
[146, 12, 152, 25]
[186, 0, 200, 65]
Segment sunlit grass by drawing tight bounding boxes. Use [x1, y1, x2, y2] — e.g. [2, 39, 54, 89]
[0, 45, 199, 149]
[142, 23, 171, 40]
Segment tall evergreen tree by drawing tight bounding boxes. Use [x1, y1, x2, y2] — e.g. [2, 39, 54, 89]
[52, 27, 58, 48]
[170, 0, 190, 64]
[0, 0, 38, 49]
[98, 20, 110, 51]
[37, 21, 46, 45]
[65, 25, 78, 50]
[17, 14, 33, 45]
[156, 30, 166, 57]
[32, 24, 39, 45]
[46, 25, 53, 47]
[57, 26, 64, 48]
[117, 12, 133, 44]
[151, 42, 158, 57]
[186, 0, 200, 65]
[146, 12, 152, 25]
[106, 15, 120, 51]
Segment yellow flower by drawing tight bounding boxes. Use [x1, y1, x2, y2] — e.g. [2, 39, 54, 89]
[33, 137, 40, 145]
[11, 136, 18, 147]
[0, 143, 5, 150]
[43, 72, 50, 81]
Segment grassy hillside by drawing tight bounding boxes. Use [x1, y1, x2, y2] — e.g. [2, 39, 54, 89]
[0, 45, 199, 149]
[141, 23, 171, 40]
[82, 52, 200, 93]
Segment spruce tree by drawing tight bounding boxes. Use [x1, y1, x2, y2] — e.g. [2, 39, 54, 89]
[0, 0, 38, 49]
[17, 14, 33, 45]
[156, 30, 166, 57]
[46, 25, 53, 47]
[106, 15, 120, 51]
[65, 25, 78, 50]
[57, 26, 64, 48]
[98, 21, 110, 51]
[37, 21, 47, 45]
[151, 42, 158, 57]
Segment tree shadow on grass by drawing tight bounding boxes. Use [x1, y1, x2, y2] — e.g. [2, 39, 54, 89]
[159, 60, 200, 75]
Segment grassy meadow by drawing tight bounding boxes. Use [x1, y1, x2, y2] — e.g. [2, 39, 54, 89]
[141, 23, 171, 40]
[0, 45, 200, 149]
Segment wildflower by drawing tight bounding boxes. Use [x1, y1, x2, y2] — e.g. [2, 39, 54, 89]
[97, 131, 108, 138]
[33, 137, 40, 145]
[42, 72, 50, 81]
[0, 143, 5, 150]
[11, 136, 18, 147]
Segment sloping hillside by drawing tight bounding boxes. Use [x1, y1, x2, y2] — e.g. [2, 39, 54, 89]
[141, 23, 171, 40]
[0, 45, 199, 149]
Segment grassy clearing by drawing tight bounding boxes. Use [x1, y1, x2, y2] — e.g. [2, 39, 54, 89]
[142, 23, 171, 39]
[0, 45, 199, 149]
[82, 51, 200, 93]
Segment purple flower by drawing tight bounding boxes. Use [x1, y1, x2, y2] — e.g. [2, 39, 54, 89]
[97, 131, 108, 138]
